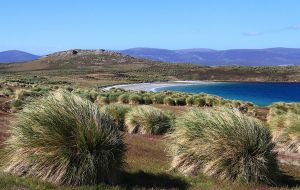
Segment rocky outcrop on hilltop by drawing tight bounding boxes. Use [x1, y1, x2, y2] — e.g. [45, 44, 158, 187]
[44, 49, 144, 65]
[48, 49, 122, 57]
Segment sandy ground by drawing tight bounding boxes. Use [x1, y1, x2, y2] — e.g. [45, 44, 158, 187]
[102, 81, 217, 92]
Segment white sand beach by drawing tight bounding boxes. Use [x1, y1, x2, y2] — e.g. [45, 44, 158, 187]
[102, 81, 216, 92]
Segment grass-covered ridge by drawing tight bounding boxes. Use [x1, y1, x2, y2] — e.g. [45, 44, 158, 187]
[0, 49, 300, 89]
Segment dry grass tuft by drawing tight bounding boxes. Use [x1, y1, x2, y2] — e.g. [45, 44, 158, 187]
[168, 107, 279, 184]
[0, 90, 126, 186]
[125, 106, 174, 135]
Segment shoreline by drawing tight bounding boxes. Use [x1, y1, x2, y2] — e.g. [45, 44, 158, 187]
[101, 81, 219, 92]
[101, 80, 300, 92]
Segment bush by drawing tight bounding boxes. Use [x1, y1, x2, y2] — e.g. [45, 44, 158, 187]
[128, 94, 142, 104]
[168, 108, 278, 184]
[95, 95, 109, 105]
[232, 100, 242, 108]
[0, 87, 14, 96]
[267, 103, 300, 154]
[0, 91, 126, 185]
[14, 89, 35, 100]
[88, 90, 99, 102]
[174, 97, 186, 106]
[193, 97, 206, 107]
[205, 97, 221, 107]
[185, 96, 194, 106]
[101, 104, 131, 130]
[108, 93, 122, 102]
[118, 94, 129, 104]
[10, 99, 24, 110]
[151, 94, 165, 104]
[142, 96, 153, 105]
[125, 106, 173, 135]
[163, 96, 175, 106]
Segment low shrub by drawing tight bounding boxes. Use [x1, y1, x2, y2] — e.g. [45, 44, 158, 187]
[128, 94, 142, 104]
[108, 93, 122, 102]
[95, 95, 109, 105]
[185, 96, 194, 106]
[267, 103, 300, 154]
[101, 104, 131, 130]
[14, 89, 33, 100]
[125, 106, 173, 135]
[0, 87, 14, 96]
[0, 91, 126, 185]
[174, 97, 186, 106]
[163, 96, 175, 106]
[204, 97, 221, 107]
[88, 90, 99, 102]
[118, 94, 129, 104]
[142, 96, 153, 105]
[10, 99, 24, 111]
[168, 108, 278, 184]
[193, 97, 206, 107]
[151, 94, 165, 104]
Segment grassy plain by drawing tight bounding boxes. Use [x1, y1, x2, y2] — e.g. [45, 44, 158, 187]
[0, 50, 300, 189]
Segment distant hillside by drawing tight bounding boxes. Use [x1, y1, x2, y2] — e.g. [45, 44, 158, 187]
[0, 49, 156, 72]
[1, 49, 299, 84]
[0, 50, 40, 63]
[121, 48, 300, 66]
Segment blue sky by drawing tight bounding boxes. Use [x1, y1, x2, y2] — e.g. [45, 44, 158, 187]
[1, 0, 300, 54]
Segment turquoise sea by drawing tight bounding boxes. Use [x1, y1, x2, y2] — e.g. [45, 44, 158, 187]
[155, 82, 300, 106]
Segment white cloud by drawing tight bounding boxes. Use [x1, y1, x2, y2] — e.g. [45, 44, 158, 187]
[242, 32, 262, 36]
[243, 23, 300, 36]
[288, 24, 300, 30]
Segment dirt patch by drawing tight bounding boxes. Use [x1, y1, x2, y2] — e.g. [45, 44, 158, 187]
[125, 134, 169, 171]
[253, 107, 269, 121]
[0, 111, 12, 143]
[151, 104, 190, 115]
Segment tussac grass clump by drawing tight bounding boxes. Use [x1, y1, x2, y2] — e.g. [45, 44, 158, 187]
[95, 95, 109, 105]
[267, 103, 300, 154]
[142, 95, 152, 105]
[163, 96, 176, 106]
[150, 94, 166, 104]
[0, 91, 126, 186]
[118, 94, 129, 104]
[125, 106, 174, 135]
[101, 103, 131, 130]
[128, 94, 142, 104]
[168, 108, 279, 184]
[0, 87, 14, 96]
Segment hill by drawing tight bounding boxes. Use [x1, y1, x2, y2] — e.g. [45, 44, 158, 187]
[121, 47, 300, 66]
[0, 49, 299, 88]
[0, 50, 40, 63]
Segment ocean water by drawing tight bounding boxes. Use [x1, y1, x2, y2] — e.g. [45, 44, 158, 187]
[155, 82, 300, 106]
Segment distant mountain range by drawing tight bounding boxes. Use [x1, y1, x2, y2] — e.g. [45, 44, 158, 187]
[2, 48, 300, 66]
[0, 50, 40, 63]
[121, 47, 300, 66]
